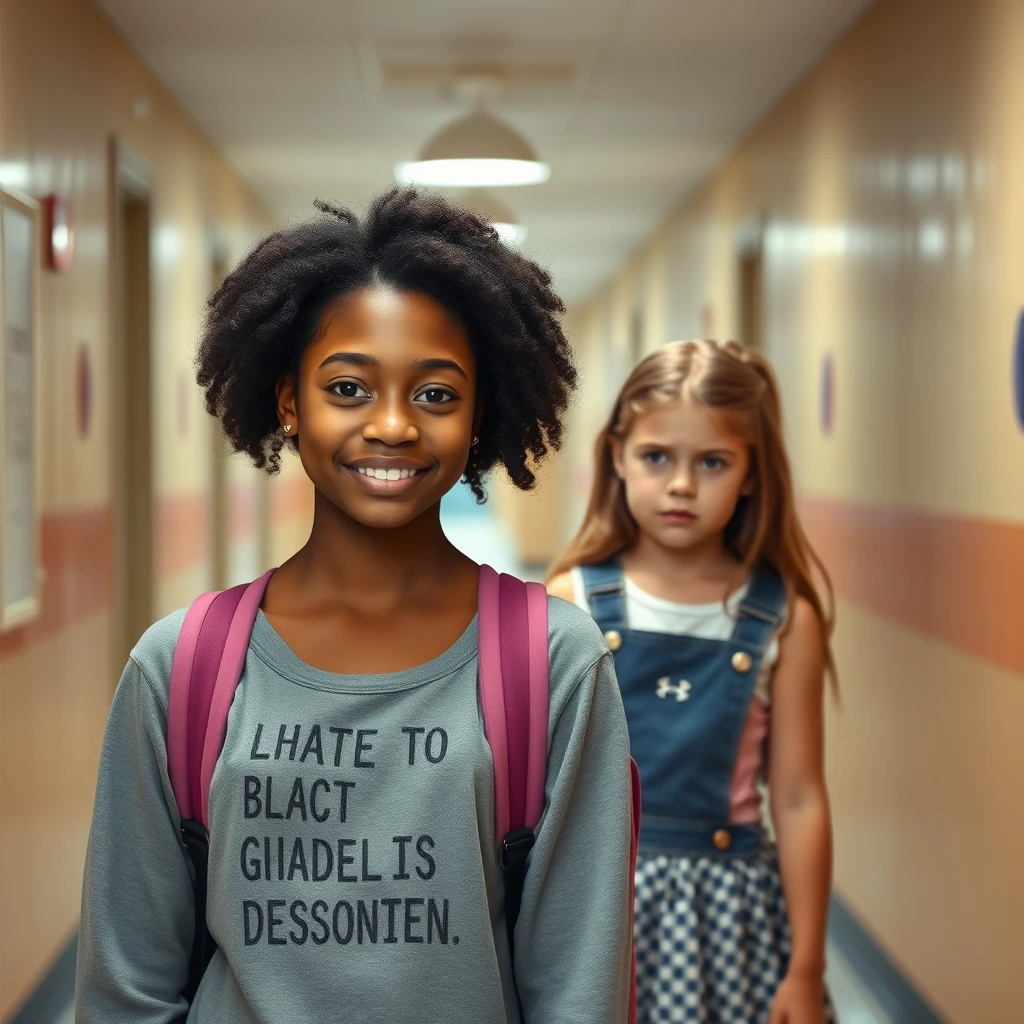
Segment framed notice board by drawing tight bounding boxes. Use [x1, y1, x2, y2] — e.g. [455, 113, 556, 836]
[0, 187, 41, 630]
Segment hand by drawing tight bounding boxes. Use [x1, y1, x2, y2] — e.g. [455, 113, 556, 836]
[769, 970, 826, 1024]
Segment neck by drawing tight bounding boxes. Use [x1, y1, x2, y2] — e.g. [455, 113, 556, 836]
[287, 488, 466, 606]
[628, 528, 739, 585]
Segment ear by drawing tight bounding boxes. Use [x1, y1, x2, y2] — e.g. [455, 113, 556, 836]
[472, 401, 484, 440]
[740, 471, 756, 497]
[608, 435, 626, 480]
[276, 375, 298, 435]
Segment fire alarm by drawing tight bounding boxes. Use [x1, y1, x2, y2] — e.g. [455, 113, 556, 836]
[43, 194, 74, 272]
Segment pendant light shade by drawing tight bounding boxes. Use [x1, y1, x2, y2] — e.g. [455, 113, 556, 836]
[396, 111, 550, 188]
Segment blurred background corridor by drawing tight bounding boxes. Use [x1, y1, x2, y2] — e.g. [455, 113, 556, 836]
[1, 0, 1022, 1020]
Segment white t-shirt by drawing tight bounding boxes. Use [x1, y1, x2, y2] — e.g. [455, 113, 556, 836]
[570, 567, 779, 705]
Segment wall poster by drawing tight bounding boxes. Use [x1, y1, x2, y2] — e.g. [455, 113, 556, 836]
[0, 188, 41, 630]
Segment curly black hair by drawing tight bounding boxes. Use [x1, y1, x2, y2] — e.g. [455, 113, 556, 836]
[196, 187, 576, 501]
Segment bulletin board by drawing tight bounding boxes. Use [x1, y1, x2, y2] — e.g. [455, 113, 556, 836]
[0, 187, 41, 630]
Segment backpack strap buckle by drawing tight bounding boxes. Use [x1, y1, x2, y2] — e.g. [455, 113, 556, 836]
[179, 818, 212, 1002]
[501, 827, 536, 870]
[180, 819, 210, 856]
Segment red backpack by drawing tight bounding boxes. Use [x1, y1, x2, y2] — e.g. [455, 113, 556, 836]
[167, 565, 641, 1017]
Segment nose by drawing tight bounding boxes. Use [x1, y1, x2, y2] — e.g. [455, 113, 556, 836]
[667, 466, 696, 497]
[361, 394, 419, 446]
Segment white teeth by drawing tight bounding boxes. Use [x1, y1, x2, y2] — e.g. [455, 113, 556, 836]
[356, 466, 418, 480]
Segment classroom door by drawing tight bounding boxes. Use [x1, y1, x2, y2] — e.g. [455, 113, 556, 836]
[110, 139, 154, 673]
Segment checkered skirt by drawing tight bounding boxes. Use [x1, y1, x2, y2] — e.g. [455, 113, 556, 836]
[633, 847, 837, 1023]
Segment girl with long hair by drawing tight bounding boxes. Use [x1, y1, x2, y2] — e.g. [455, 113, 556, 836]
[549, 340, 836, 1024]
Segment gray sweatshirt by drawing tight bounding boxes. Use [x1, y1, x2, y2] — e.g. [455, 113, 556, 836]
[76, 596, 633, 1023]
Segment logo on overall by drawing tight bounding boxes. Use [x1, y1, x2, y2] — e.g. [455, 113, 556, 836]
[656, 677, 692, 702]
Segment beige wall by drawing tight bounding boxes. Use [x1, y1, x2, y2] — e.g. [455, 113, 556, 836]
[563, 0, 1024, 1020]
[0, 0, 312, 1015]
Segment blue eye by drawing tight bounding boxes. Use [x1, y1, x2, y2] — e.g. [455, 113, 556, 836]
[643, 451, 667, 465]
[415, 388, 456, 405]
[700, 456, 725, 470]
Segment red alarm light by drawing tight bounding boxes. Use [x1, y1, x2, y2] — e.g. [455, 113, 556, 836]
[42, 194, 74, 272]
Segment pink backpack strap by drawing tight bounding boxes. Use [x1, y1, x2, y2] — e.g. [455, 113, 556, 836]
[167, 568, 274, 1001]
[168, 569, 274, 827]
[478, 565, 549, 848]
[167, 589, 221, 823]
[480, 563, 640, 1021]
[200, 574, 273, 823]
[477, 564, 549, 958]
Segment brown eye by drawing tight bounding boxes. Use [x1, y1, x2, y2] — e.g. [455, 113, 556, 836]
[330, 381, 369, 399]
[416, 388, 455, 404]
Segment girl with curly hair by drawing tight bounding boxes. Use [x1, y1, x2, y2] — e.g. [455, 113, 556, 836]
[77, 188, 635, 1023]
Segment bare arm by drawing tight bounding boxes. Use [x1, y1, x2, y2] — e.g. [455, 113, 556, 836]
[768, 597, 833, 991]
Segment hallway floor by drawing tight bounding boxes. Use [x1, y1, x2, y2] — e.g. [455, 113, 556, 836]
[826, 942, 894, 1023]
[56, 954, 892, 1024]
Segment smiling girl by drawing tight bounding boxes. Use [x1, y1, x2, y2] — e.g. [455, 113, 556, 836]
[76, 190, 634, 1023]
[549, 340, 837, 1024]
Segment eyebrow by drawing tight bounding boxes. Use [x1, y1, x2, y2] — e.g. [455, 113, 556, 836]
[319, 352, 378, 370]
[318, 352, 468, 381]
[415, 357, 468, 381]
[635, 441, 738, 458]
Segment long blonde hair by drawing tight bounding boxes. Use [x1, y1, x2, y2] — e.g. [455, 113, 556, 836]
[550, 339, 836, 682]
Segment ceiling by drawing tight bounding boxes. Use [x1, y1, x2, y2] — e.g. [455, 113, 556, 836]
[95, 0, 874, 304]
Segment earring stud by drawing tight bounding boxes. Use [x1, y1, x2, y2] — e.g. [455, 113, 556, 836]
[471, 435, 479, 447]
[283, 424, 292, 434]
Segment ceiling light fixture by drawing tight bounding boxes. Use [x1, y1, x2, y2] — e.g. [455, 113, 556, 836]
[396, 69, 550, 189]
[397, 111, 549, 187]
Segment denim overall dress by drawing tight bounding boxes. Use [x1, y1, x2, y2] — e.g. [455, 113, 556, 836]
[581, 557, 836, 1024]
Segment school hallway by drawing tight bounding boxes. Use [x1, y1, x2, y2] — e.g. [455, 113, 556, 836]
[2, 0, 1022, 1021]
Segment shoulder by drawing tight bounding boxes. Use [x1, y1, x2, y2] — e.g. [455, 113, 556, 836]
[546, 570, 576, 605]
[780, 595, 822, 644]
[544, 593, 611, 713]
[127, 606, 189, 710]
[774, 595, 825, 682]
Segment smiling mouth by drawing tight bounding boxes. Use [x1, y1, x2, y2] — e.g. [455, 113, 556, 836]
[354, 466, 424, 481]
[343, 462, 432, 496]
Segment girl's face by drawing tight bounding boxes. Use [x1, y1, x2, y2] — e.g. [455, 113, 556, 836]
[611, 396, 754, 553]
[278, 285, 480, 530]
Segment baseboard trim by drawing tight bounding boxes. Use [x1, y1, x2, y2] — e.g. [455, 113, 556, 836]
[9, 933, 76, 1024]
[829, 894, 947, 1024]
